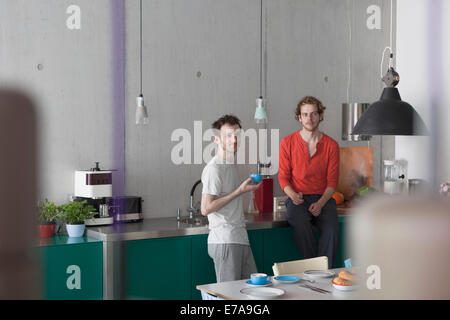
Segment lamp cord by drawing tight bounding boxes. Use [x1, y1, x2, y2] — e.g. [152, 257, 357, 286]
[346, 0, 352, 102]
[259, 0, 263, 98]
[380, 0, 394, 78]
[140, 0, 143, 95]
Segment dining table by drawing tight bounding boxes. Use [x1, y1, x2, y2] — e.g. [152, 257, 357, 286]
[196, 268, 360, 300]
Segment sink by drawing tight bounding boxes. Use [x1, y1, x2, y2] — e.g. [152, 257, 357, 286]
[178, 216, 208, 226]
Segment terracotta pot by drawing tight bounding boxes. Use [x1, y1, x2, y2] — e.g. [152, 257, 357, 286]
[38, 224, 55, 238]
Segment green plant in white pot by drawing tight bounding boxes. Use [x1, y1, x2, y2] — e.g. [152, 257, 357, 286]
[58, 200, 96, 237]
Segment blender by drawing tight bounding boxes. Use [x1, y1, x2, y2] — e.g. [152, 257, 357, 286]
[383, 160, 407, 195]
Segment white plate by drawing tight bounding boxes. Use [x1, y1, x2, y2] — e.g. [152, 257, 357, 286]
[303, 270, 335, 278]
[245, 280, 273, 287]
[240, 287, 285, 300]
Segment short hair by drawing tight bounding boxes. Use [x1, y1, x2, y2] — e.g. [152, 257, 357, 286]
[211, 114, 242, 131]
[295, 96, 326, 120]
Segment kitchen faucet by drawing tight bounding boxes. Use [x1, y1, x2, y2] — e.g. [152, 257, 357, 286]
[187, 180, 202, 219]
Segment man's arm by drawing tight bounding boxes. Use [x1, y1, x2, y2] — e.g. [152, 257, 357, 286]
[309, 186, 335, 216]
[201, 178, 261, 216]
[283, 185, 304, 205]
[279, 138, 304, 205]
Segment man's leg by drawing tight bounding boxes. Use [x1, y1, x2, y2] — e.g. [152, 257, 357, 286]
[285, 197, 317, 259]
[315, 198, 339, 268]
[241, 245, 258, 280]
[208, 243, 242, 282]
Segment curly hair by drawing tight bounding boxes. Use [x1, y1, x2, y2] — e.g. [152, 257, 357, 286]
[295, 96, 326, 120]
[211, 114, 242, 130]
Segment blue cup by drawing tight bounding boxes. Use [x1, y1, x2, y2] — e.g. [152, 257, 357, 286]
[249, 174, 262, 183]
[250, 273, 268, 285]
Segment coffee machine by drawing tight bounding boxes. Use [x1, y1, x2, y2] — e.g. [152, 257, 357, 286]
[74, 162, 115, 226]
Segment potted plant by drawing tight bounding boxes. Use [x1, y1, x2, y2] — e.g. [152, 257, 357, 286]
[58, 200, 96, 237]
[37, 199, 60, 238]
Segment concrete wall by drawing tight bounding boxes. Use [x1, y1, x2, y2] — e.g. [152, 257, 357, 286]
[0, 0, 395, 218]
[396, 0, 450, 185]
[0, 0, 116, 203]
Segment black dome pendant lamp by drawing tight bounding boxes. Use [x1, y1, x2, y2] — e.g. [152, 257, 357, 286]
[352, 63, 428, 136]
[353, 0, 428, 136]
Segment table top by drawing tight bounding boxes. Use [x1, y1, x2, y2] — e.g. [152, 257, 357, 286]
[196, 268, 360, 300]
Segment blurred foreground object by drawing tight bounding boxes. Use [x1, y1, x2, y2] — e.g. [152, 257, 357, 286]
[349, 195, 450, 299]
[439, 183, 449, 196]
[0, 89, 38, 299]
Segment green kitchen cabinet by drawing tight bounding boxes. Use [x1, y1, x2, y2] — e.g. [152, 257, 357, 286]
[262, 227, 303, 275]
[123, 215, 348, 300]
[125, 236, 191, 300]
[191, 234, 216, 300]
[38, 236, 103, 300]
[248, 229, 264, 272]
[262, 216, 349, 273]
[335, 215, 349, 268]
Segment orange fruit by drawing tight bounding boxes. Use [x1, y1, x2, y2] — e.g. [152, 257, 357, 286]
[332, 192, 345, 205]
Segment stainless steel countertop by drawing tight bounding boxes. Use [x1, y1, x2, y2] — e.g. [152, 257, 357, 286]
[86, 212, 289, 242]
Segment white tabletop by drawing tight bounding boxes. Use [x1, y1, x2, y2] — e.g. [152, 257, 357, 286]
[196, 268, 360, 300]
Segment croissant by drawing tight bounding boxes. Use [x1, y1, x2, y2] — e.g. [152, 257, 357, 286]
[333, 277, 352, 286]
[338, 270, 354, 282]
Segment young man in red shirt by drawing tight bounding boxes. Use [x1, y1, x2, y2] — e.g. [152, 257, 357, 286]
[278, 96, 340, 268]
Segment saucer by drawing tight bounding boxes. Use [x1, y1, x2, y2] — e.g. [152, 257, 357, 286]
[273, 275, 300, 283]
[245, 280, 273, 287]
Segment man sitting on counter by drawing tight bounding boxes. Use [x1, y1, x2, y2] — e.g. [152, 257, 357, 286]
[278, 96, 340, 269]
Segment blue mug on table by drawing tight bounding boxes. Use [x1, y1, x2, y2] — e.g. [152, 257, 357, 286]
[250, 273, 268, 285]
[249, 174, 262, 183]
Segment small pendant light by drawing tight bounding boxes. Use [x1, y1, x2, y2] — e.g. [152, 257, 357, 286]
[136, 0, 149, 125]
[254, 0, 267, 124]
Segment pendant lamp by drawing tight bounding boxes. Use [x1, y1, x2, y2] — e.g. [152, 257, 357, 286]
[254, 0, 267, 124]
[352, 1, 427, 136]
[352, 64, 428, 136]
[136, 0, 149, 125]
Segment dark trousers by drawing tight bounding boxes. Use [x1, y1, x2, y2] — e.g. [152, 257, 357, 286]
[285, 194, 339, 269]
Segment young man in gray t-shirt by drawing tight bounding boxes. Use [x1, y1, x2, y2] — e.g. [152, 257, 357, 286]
[201, 114, 261, 282]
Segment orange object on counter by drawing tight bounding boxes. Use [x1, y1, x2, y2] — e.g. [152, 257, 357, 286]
[332, 192, 345, 205]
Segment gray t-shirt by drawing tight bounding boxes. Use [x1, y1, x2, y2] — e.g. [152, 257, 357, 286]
[201, 156, 249, 245]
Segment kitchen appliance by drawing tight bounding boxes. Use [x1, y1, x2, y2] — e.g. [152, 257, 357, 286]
[383, 160, 407, 195]
[273, 196, 288, 213]
[107, 196, 143, 222]
[341, 103, 372, 141]
[74, 162, 112, 199]
[74, 162, 114, 226]
[73, 197, 114, 226]
[254, 162, 273, 213]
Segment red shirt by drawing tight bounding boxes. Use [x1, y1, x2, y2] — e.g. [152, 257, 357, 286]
[278, 132, 340, 195]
